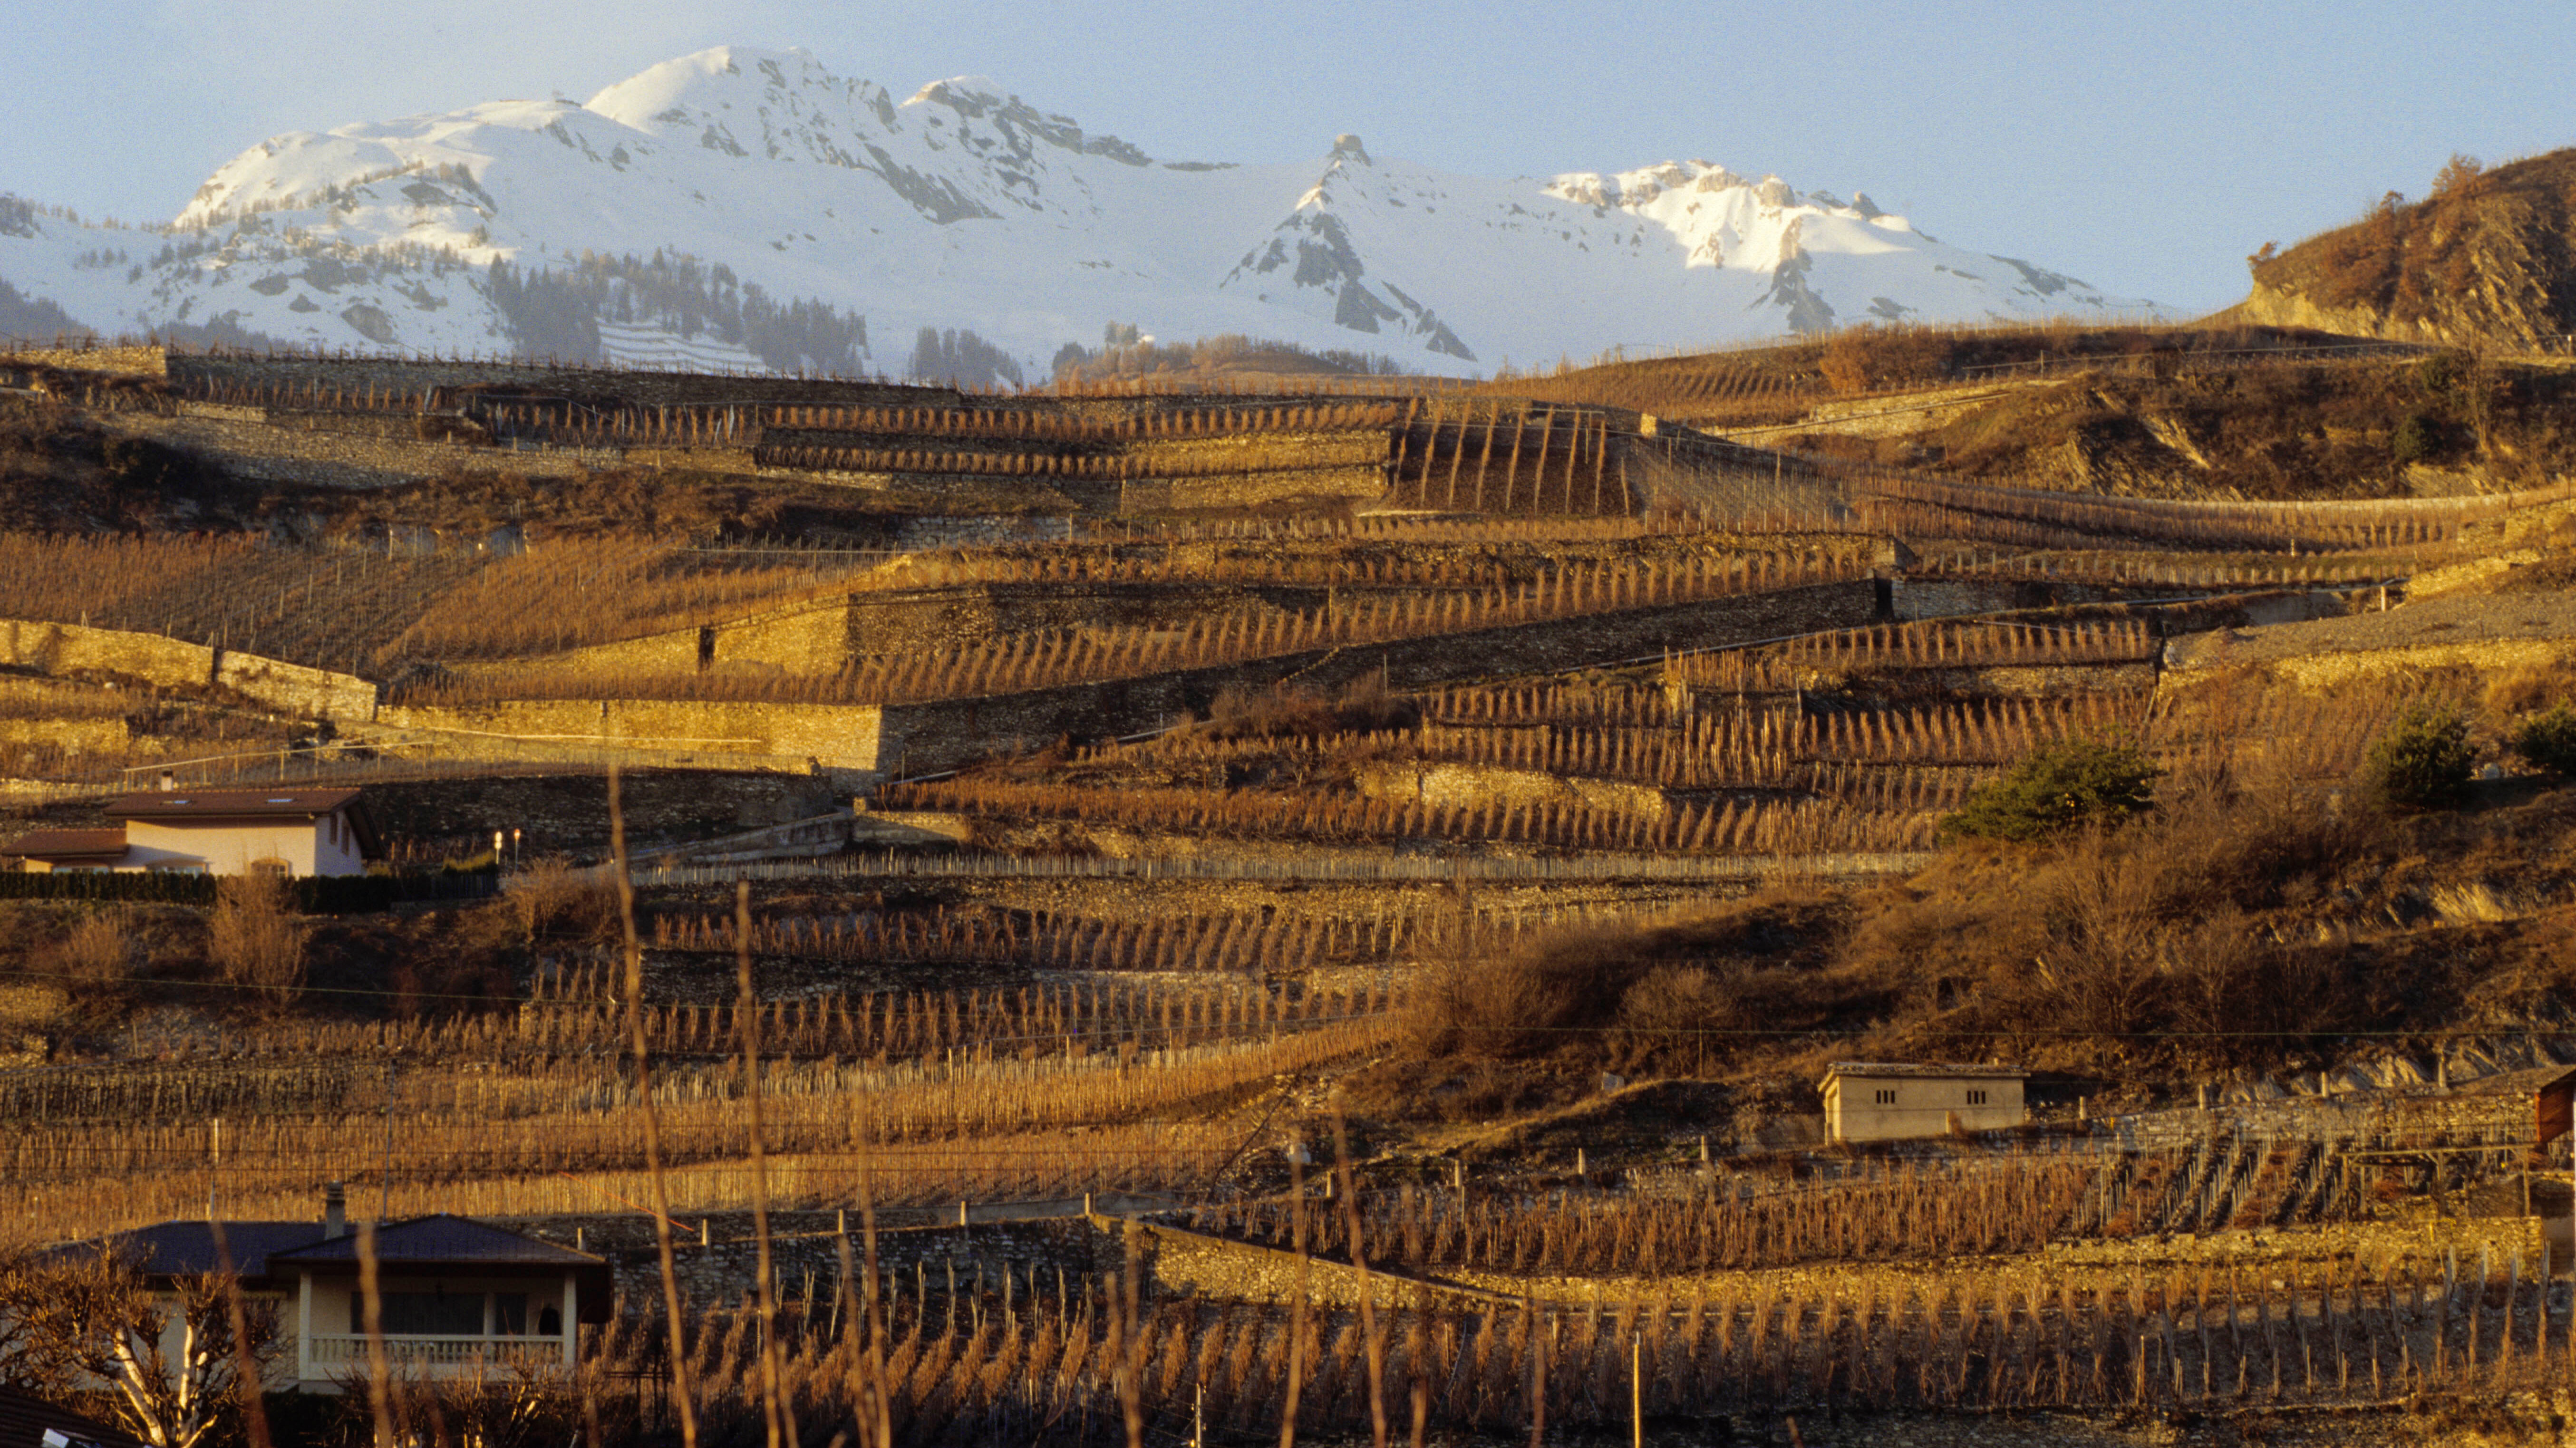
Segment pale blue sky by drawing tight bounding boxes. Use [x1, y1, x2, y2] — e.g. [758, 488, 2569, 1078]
[2, 0, 2568, 312]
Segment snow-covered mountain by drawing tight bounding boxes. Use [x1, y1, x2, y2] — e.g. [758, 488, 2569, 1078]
[0, 46, 2161, 379]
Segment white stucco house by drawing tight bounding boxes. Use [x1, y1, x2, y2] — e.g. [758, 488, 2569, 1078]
[67, 1188, 611, 1394]
[2, 788, 376, 877]
[1819, 1062, 2029, 1142]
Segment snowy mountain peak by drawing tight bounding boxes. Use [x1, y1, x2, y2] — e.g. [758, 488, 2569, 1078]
[3, 47, 2164, 379]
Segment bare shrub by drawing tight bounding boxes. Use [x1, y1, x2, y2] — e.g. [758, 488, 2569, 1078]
[1205, 683, 1336, 740]
[510, 855, 616, 942]
[1926, 780, 2375, 1066]
[53, 908, 137, 991]
[209, 877, 307, 1004]
[1412, 893, 1854, 1072]
[1819, 324, 1953, 394]
[2483, 664, 2569, 718]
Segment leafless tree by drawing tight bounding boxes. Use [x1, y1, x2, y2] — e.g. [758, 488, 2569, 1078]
[0, 1250, 280, 1448]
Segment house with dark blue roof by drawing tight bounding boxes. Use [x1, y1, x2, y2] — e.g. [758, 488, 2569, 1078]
[70, 1184, 610, 1394]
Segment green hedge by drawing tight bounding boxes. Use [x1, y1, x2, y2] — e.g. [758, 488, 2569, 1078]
[0, 871, 492, 912]
[0, 871, 217, 904]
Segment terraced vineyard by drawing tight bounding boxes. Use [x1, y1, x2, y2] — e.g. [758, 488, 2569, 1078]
[4, 330, 2572, 1448]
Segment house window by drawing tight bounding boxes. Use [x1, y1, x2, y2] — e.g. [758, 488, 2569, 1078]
[1874, 1088, 1897, 1105]
[493, 1293, 528, 1335]
[249, 858, 291, 879]
[358, 1292, 484, 1336]
[1966, 1089, 1988, 1106]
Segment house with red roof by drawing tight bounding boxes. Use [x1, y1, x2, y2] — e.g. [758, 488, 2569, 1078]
[2, 788, 376, 878]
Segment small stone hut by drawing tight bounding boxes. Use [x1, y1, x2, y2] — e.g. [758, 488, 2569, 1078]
[1819, 1062, 2027, 1143]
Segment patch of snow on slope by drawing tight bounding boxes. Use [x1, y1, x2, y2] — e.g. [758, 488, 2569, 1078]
[8, 47, 2165, 376]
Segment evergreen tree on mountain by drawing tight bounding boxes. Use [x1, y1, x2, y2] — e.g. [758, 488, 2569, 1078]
[908, 326, 1024, 389]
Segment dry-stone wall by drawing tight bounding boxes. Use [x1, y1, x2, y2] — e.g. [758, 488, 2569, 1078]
[378, 580, 1883, 782]
[0, 618, 211, 686]
[871, 579, 1883, 777]
[166, 353, 965, 411]
[445, 600, 855, 684]
[377, 698, 882, 772]
[2107, 1087, 2536, 1150]
[212, 648, 378, 719]
[0, 619, 376, 721]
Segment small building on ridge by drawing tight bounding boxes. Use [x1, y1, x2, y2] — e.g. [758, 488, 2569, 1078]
[1820, 1062, 2028, 1142]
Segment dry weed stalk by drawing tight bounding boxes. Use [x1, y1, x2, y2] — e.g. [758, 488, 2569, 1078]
[611, 767, 700, 1448]
[735, 880, 790, 1448]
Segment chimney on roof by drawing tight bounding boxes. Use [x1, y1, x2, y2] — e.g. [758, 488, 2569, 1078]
[324, 1181, 346, 1240]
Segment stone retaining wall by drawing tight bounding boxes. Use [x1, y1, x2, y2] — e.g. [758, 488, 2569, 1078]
[213, 648, 378, 719]
[1127, 466, 1388, 512]
[0, 716, 128, 755]
[445, 600, 854, 683]
[383, 580, 1884, 782]
[3, 345, 166, 377]
[0, 618, 377, 721]
[1352, 760, 1668, 820]
[2107, 1088, 2535, 1150]
[0, 618, 212, 686]
[870, 579, 1883, 777]
[166, 354, 969, 411]
[377, 697, 882, 772]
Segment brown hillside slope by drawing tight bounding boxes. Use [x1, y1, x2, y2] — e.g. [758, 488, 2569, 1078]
[2239, 148, 2576, 348]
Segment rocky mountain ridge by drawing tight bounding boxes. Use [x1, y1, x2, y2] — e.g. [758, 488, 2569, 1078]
[1, 46, 2159, 377]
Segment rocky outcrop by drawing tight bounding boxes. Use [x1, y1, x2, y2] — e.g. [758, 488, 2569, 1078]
[2237, 148, 2576, 349]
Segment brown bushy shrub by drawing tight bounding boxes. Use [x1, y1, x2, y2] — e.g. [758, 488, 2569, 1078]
[509, 855, 616, 942]
[51, 908, 137, 992]
[1819, 324, 1954, 394]
[209, 877, 307, 1004]
[1411, 893, 1859, 1072]
[1205, 676, 1418, 741]
[1876, 781, 2381, 1067]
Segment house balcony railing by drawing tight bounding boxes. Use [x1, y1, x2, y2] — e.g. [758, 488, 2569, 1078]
[303, 1334, 569, 1371]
